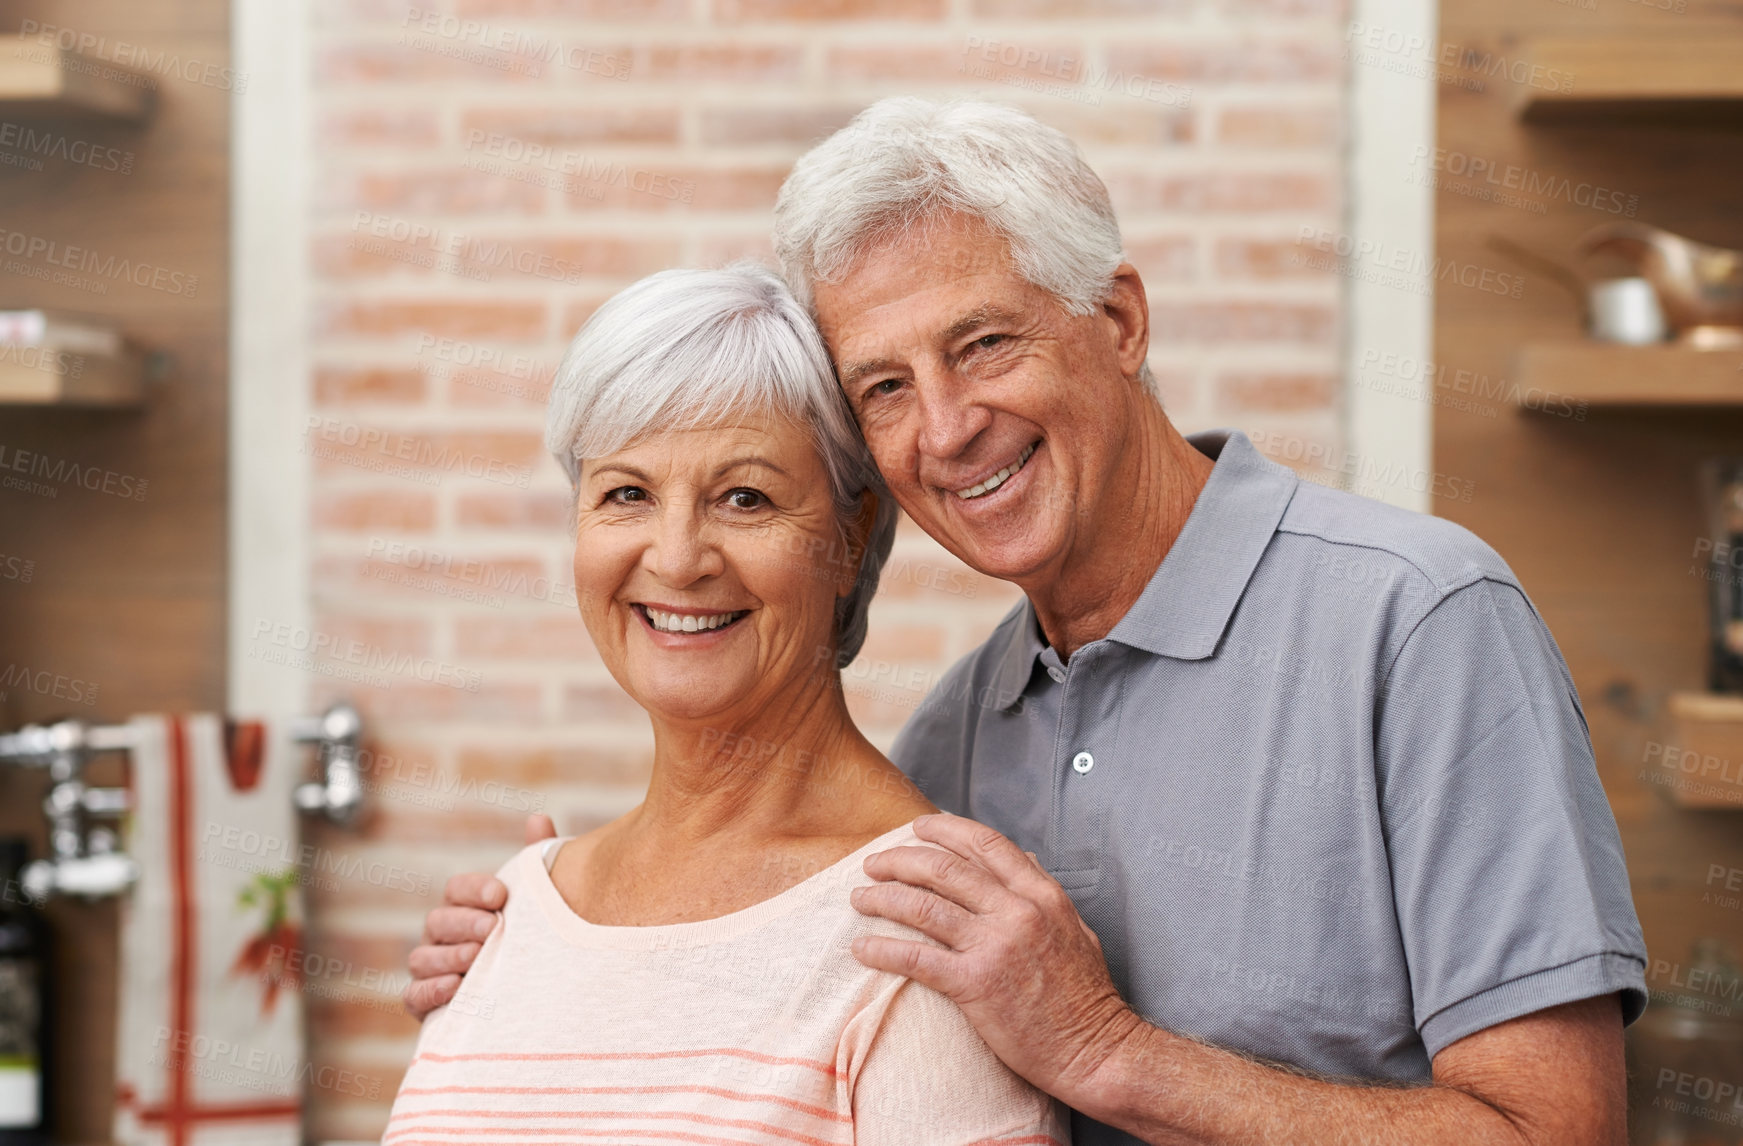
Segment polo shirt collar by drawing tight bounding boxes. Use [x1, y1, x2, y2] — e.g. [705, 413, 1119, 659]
[986, 429, 1298, 706]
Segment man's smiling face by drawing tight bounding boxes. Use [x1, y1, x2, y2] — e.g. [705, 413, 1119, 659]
[810, 211, 1150, 586]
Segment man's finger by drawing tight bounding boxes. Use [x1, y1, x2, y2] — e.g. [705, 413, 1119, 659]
[912, 812, 1049, 891]
[850, 882, 974, 947]
[524, 813, 557, 845]
[861, 844, 1005, 913]
[444, 872, 507, 911]
[403, 972, 461, 1020]
[422, 906, 499, 946]
[408, 941, 481, 981]
[850, 934, 963, 997]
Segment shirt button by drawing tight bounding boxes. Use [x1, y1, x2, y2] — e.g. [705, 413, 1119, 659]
[1071, 751, 1094, 775]
[1047, 666, 1066, 684]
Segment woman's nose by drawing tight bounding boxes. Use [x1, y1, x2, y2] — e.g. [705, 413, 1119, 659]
[644, 508, 723, 586]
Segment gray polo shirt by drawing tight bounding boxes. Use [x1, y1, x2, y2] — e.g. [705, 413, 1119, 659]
[890, 429, 1646, 1145]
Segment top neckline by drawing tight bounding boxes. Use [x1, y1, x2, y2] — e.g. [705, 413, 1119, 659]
[524, 820, 921, 950]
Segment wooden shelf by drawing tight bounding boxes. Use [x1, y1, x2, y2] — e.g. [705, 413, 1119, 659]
[0, 349, 144, 406]
[1514, 343, 1743, 408]
[0, 35, 154, 122]
[1652, 693, 1743, 810]
[1518, 37, 1743, 122]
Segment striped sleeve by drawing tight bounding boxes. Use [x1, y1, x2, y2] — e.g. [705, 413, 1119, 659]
[851, 980, 1068, 1146]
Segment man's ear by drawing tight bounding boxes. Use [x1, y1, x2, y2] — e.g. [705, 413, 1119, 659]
[836, 489, 881, 599]
[1101, 262, 1150, 385]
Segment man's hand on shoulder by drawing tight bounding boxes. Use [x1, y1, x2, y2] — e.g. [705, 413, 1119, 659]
[403, 813, 556, 1020]
[847, 812, 1140, 1102]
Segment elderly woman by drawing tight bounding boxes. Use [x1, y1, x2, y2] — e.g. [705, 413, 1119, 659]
[384, 264, 1066, 1145]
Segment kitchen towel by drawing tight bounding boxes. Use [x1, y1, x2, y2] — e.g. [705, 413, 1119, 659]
[113, 714, 305, 1146]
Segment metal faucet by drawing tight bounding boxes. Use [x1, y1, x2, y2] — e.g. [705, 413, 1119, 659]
[290, 701, 365, 828]
[0, 719, 139, 900]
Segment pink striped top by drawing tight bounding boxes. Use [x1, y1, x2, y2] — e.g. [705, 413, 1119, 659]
[386, 823, 1069, 1145]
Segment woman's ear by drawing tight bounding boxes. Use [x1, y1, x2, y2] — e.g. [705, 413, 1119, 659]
[835, 489, 880, 600]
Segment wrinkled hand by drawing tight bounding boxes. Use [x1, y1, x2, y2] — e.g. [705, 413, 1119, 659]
[849, 812, 1143, 1103]
[403, 813, 555, 1020]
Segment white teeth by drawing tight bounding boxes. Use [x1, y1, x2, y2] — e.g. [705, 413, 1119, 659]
[955, 443, 1036, 500]
[644, 608, 744, 633]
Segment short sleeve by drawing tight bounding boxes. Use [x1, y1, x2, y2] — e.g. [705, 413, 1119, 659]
[1376, 578, 1647, 1058]
[852, 980, 1067, 1146]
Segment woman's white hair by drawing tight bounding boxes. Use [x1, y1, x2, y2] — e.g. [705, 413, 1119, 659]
[775, 97, 1127, 315]
[544, 263, 897, 669]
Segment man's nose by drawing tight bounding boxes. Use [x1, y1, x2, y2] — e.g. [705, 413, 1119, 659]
[913, 368, 992, 462]
[645, 507, 723, 585]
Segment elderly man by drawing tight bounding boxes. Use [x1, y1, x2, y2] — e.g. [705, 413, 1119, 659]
[406, 98, 1646, 1145]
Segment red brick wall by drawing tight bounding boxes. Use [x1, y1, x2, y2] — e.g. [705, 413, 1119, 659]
[301, 0, 1345, 1135]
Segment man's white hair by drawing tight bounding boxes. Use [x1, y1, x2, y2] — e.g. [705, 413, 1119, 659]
[773, 97, 1127, 319]
[544, 263, 897, 669]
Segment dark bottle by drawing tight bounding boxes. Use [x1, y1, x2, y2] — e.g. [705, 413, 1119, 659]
[0, 840, 49, 1146]
[1706, 461, 1743, 693]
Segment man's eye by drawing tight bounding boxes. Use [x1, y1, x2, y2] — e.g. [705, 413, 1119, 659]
[973, 334, 1006, 351]
[605, 486, 648, 504]
[725, 488, 766, 510]
[867, 379, 902, 399]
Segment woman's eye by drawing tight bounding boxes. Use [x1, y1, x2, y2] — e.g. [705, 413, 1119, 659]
[605, 486, 648, 505]
[725, 488, 766, 511]
[867, 379, 902, 399]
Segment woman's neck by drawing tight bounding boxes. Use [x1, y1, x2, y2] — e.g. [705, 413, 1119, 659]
[633, 675, 888, 847]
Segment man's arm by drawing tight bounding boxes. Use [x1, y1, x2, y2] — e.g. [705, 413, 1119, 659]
[403, 813, 555, 1019]
[850, 812, 1627, 1146]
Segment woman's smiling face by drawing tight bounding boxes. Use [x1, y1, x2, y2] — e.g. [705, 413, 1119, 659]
[573, 410, 858, 725]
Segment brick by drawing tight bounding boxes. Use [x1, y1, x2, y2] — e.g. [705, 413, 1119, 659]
[1126, 235, 1197, 281]
[310, 613, 436, 656]
[699, 106, 862, 146]
[1148, 365, 1198, 413]
[448, 367, 553, 407]
[456, 615, 597, 660]
[348, 682, 544, 722]
[313, 233, 438, 280]
[567, 166, 788, 213]
[1149, 301, 1336, 345]
[319, 300, 546, 340]
[457, 490, 574, 529]
[340, 168, 545, 214]
[315, 552, 552, 605]
[642, 44, 805, 81]
[461, 106, 681, 146]
[1107, 40, 1341, 83]
[975, 0, 1189, 14]
[1034, 105, 1196, 146]
[457, 744, 653, 788]
[1216, 371, 1337, 412]
[1109, 172, 1335, 213]
[450, 235, 681, 280]
[315, 366, 428, 404]
[458, 0, 686, 17]
[716, 0, 944, 19]
[825, 45, 965, 81]
[1217, 105, 1341, 148]
[318, 108, 442, 147]
[314, 489, 439, 532]
[1214, 237, 1336, 280]
[317, 43, 544, 84]
[312, 428, 549, 490]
